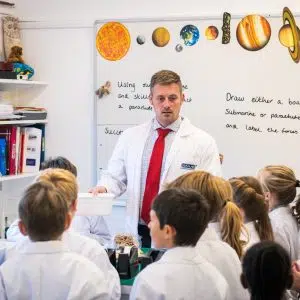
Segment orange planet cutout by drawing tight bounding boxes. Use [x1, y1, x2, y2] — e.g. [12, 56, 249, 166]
[205, 26, 219, 40]
[236, 15, 271, 51]
[96, 22, 131, 61]
[152, 27, 170, 47]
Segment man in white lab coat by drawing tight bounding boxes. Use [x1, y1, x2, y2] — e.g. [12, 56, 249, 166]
[91, 70, 221, 246]
[130, 188, 229, 300]
[0, 180, 110, 300]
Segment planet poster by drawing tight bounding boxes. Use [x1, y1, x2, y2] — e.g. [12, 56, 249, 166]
[180, 25, 200, 46]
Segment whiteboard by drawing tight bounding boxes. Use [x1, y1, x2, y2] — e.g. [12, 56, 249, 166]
[95, 14, 300, 181]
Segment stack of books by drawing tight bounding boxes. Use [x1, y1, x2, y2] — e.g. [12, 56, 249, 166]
[0, 104, 21, 120]
[0, 124, 45, 176]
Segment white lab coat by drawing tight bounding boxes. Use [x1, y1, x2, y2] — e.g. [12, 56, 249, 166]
[241, 221, 260, 252]
[5, 223, 120, 300]
[130, 246, 229, 300]
[0, 240, 110, 300]
[99, 118, 221, 236]
[71, 215, 112, 247]
[197, 227, 249, 300]
[269, 206, 299, 261]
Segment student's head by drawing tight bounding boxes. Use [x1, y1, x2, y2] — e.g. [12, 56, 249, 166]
[149, 188, 209, 249]
[237, 176, 264, 195]
[18, 181, 70, 242]
[167, 171, 245, 258]
[149, 70, 184, 127]
[229, 177, 274, 242]
[257, 165, 298, 209]
[241, 241, 293, 300]
[41, 156, 77, 177]
[36, 168, 78, 216]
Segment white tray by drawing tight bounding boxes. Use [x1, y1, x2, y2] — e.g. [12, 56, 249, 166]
[76, 193, 114, 216]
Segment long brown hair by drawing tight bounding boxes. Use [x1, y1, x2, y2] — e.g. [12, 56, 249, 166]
[229, 177, 274, 242]
[167, 171, 246, 258]
[258, 165, 300, 224]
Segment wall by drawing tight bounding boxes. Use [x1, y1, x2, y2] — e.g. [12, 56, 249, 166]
[12, 0, 300, 191]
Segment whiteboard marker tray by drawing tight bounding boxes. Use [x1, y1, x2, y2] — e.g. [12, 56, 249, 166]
[76, 193, 114, 216]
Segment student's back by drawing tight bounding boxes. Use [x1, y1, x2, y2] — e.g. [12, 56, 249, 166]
[130, 246, 228, 300]
[5, 221, 120, 299]
[0, 240, 109, 300]
[197, 227, 249, 300]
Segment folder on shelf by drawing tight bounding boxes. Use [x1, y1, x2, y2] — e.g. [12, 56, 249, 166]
[0, 137, 7, 176]
[21, 127, 42, 173]
[0, 126, 11, 174]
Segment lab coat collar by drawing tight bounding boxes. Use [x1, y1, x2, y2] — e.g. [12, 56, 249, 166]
[208, 222, 221, 238]
[199, 227, 219, 242]
[269, 205, 290, 217]
[18, 240, 69, 255]
[159, 246, 198, 263]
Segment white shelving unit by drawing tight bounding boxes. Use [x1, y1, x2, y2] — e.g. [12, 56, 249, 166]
[0, 79, 48, 238]
[0, 79, 48, 91]
[0, 119, 48, 125]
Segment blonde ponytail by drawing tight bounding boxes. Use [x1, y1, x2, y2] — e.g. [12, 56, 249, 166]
[220, 201, 247, 258]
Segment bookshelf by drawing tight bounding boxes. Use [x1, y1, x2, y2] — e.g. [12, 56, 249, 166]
[0, 172, 39, 182]
[0, 79, 48, 237]
[0, 79, 48, 91]
[0, 119, 48, 125]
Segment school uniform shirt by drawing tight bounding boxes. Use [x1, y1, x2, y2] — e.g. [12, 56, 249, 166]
[71, 215, 112, 247]
[197, 227, 249, 300]
[130, 246, 229, 300]
[0, 240, 110, 300]
[241, 221, 260, 252]
[269, 206, 299, 261]
[4, 226, 120, 300]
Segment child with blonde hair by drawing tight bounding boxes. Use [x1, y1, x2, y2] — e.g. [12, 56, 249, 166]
[258, 165, 300, 261]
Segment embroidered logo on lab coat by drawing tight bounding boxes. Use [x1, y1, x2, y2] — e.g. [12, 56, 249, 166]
[181, 163, 197, 170]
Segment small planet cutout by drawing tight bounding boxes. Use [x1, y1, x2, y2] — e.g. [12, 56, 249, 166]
[205, 26, 219, 40]
[180, 25, 199, 46]
[175, 44, 183, 52]
[137, 35, 145, 45]
[236, 15, 271, 51]
[152, 27, 170, 47]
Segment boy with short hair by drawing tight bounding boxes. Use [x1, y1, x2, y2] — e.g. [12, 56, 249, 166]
[130, 188, 229, 300]
[0, 181, 109, 299]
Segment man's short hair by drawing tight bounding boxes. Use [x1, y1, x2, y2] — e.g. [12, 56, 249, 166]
[152, 188, 209, 246]
[19, 181, 69, 241]
[41, 156, 77, 177]
[150, 70, 182, 93]
[37, 169, 78, 209]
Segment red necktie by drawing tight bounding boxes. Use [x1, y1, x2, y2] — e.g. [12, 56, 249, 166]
[141, 128, 172, 223]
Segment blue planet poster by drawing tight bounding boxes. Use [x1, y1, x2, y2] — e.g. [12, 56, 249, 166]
[180, 25, 200, 46]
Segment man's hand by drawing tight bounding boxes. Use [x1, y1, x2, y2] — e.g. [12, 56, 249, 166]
[292, 261, 300, 291]
[88, 186, 107, 196]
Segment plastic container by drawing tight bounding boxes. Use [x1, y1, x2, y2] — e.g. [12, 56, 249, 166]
[76, 192, 114, 216]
